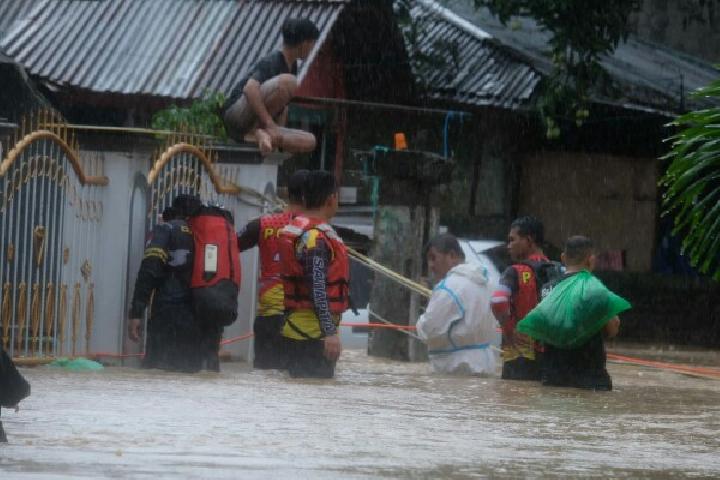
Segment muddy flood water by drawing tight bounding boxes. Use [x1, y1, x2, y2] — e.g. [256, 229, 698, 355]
[2, 348, 720, 479]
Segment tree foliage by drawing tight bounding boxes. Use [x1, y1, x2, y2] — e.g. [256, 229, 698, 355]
[474, 0, 637, 138]
[660, 76, 720, 280]
[151, 92, 227, 139]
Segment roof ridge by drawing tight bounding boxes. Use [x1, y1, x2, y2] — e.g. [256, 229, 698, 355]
[623, 34, 720, 72]
[414, 0, 492, 41]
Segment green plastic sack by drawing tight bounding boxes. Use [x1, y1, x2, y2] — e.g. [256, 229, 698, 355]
[517, 270, 631, 348]
[48, 357, 104, 371]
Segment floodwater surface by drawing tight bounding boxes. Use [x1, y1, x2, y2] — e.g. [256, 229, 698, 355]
[1, 349, 719, 479]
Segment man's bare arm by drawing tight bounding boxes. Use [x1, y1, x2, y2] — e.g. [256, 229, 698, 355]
[243, 79, 275, 129]
[604, 316, 620, 338]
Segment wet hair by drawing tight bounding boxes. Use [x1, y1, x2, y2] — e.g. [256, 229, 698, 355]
[172, 194, 202, 217]
[303, 170, 337, 209]
[425, 233, 465, 260]
[282, 18, 320, 47]
[161, 206, 178, 222]
[288, 169, 309, 205]
[564, 235, 594, 265]
[510, 215, 544, 245]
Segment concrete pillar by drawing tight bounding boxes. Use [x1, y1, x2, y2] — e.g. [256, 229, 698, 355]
[362, 149, 449, 360]
[367, 205, 438, 361]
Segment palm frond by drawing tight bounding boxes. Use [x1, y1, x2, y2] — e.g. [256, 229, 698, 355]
[661, 76, 720, 280]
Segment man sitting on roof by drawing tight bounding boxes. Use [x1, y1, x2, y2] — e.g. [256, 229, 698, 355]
[222, 18, 318, 155]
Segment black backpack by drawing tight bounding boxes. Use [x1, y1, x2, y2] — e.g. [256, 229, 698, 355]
[522, 260, 565, 301]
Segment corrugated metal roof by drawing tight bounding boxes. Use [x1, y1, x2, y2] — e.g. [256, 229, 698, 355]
[408, 0, 541, 109]
[440, 0, 720, 113]
[0, 0, 36, 41]
[1, 0, 347, 100]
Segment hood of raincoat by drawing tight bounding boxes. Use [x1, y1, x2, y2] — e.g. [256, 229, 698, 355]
[445, 262, 488, 288]
[417, 260, 497, 362]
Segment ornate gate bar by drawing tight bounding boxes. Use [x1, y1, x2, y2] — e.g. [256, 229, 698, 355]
[0, 110, 108, 360]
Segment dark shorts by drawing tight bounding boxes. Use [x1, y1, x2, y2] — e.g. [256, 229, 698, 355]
[253, 314, 287, 370]
[501, 354, 543, 381]
[542, 340, 612, 391]
[223, 75, 287, 139]
[285, 338, 335, 379]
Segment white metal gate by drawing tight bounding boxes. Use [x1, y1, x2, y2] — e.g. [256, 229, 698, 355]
[146, 133, 270, 230]
[0, 111, 107, 360]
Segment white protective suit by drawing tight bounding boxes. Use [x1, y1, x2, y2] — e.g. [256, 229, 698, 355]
[417, 263, 499, 375]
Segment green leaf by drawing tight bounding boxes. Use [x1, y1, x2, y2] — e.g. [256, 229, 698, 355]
[661, 74, 720, 278]
[151, 91, 227, 139]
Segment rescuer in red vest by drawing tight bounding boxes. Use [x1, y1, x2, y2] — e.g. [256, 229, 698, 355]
[237, 170, 308, 369]
[279, 170, 349, 378]
[491, 216, 561, 381]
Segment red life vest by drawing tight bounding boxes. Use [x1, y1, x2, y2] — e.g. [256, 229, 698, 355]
[510, 264, 540, 322]
[279, 216, 350, 314]
[508, 253, 550, 353]
[258, 212, 294, 296]
[188, 205, 241, 326]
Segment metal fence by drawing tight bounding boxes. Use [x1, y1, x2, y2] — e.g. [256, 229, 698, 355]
[0, 111, 108, 359]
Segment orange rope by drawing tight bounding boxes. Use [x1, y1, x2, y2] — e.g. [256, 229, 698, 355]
[608, 353, 720, 379]
[220, 332, 255, 346]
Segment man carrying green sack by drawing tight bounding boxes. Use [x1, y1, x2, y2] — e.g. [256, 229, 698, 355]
[517, 236, 630, 391]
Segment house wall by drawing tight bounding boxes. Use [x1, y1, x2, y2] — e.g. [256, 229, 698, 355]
[437, 112, 525, 241]
[518, 151, 658, 272]
[296, 40, 346, 100]
[92, 150, 149, 357]
[296, 38, 348, 178]
[76, 141, 275, 362]
[215, 162, 279, 361]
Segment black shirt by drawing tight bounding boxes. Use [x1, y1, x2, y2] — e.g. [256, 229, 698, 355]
[130, 220, 194, 318]
[224, 51, 297, 112]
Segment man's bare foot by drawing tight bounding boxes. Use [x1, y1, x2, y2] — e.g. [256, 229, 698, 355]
[255, 129, 273, 155]
[265, 126, 283, 148]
